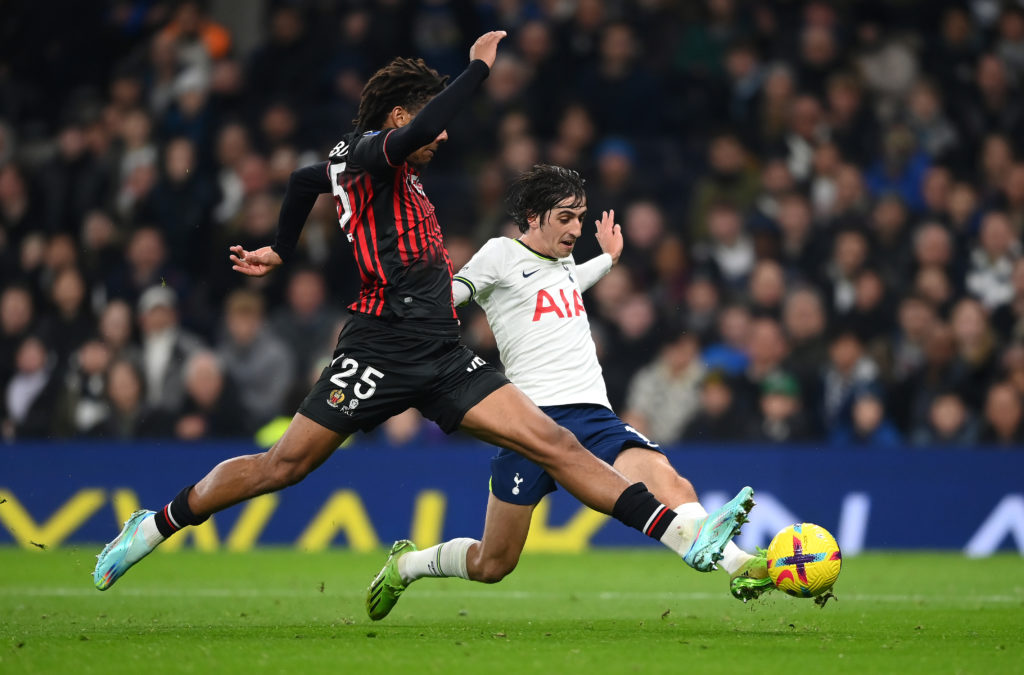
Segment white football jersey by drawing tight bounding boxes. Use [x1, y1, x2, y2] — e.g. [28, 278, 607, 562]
[454, 237, 612, 408]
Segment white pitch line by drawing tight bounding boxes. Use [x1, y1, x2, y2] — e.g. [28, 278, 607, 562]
[0, 587, 1021, 604]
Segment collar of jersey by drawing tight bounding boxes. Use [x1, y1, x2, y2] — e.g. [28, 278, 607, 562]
[514, 238, 559, 261]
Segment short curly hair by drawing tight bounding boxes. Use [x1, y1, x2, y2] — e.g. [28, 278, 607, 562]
[354, 57, 448, 132]
[506, 165, 587, 233]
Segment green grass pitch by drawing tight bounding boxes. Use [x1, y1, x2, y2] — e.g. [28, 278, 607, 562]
[1, 547, 1021, 674]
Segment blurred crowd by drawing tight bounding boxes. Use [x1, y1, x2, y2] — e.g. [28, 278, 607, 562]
[2, 0, 1024, 448]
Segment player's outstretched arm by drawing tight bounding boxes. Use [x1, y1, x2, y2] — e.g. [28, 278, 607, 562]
[381, 31, 507, 163]
[257, 161, 332, 265]
[577, 210, 622, 291]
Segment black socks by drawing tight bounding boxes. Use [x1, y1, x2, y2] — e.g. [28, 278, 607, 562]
[153, 485, 209, 537]
[612, 482, 675, 540]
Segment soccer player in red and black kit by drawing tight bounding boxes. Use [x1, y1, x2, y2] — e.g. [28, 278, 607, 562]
[93, 31, 754, 601]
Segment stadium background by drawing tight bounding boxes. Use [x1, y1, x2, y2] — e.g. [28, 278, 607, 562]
[0, 0, 1022, 555]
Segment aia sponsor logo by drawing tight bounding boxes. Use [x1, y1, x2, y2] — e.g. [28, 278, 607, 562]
[532, 288, 586, 321]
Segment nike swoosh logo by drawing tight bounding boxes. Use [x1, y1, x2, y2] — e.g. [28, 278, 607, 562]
[522, 269, 539, 278]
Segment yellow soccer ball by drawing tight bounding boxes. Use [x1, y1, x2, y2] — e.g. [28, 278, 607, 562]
[767, 523, 842, 597]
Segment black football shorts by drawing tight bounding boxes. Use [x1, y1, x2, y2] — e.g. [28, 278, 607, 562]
[298, 314, 509, 435]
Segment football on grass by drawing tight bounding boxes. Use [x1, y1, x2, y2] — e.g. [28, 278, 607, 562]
[767, 523, 842, 597]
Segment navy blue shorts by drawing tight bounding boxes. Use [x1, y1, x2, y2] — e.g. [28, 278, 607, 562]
[490, 404, 662, 505]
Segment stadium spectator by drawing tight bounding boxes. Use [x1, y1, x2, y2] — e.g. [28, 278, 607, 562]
[246, 6, 319, 115]
[2, 336, 59, 439]
[0, 285, 35, 389]
[623, 331, 705, 444]
[818, 328, 880, 437]
[269, 267, 342, 383]
[904, 78, 961, 164]
[157, 0, 232, 67]
[772, 191, 822, 283]
[679, 275, 720, 346]
[684, 370, 755, 443]
[868, 196, 913, 288]
[754, 370, 814, 443]
[824, 228, 869, 315]
[216, 288, 294, 428]
[97, 358, 172, 439]
[58, 339, 112, 437]
[733, 317, 789, 413]
[826, 73, 880, 168]
[137, 285, 204, 412]
[687, 132, 759, 242]
[992, 259, 1024, 340]
[618, 200, 667, 290]
[747, 259, 786, 319]
[97, 299, 138, 364]
[39, 267, 95, 366]
[781, 286, 828, 414]
[842, 267, 894, 348]
[949, 298, 1000, 410]
[174, 350, 250, 439]
[693, 202, 755, 290]
[979, 381, 1024, 446]
[830, 384, 901, 447]
[38, 122, 112, 236]
[148, 136, 216, 269]
[965, 211, 1020, 310]
[911, 391, 979, 446]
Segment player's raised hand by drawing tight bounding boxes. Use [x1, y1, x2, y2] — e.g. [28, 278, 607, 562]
[229, 245, 283, 277]
[594, 210, 623, 264]
[469, 30, 507, 69]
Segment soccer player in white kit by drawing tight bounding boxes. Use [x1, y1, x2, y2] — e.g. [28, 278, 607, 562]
[366, 165, 770, 620]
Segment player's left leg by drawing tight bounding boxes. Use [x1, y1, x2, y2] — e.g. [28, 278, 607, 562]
[612, 447, 771, 600]
[367, 494, 534, 620]
[94, 413, 347, 591]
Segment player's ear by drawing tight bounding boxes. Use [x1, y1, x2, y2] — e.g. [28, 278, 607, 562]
[389, 106, 409, 128]
[527, 213, 540, 230]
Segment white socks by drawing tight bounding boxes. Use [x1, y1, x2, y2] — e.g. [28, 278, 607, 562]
[658, 502, 707, 555]
[138, 513, 166, 548]
[664, 502, 752, 575]
[719, 539, 753, 575]
[397, 538, 476, 584]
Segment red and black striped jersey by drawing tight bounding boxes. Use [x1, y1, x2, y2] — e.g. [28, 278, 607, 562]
[327, 129, 456, 324]
[271, 59, 491, 334]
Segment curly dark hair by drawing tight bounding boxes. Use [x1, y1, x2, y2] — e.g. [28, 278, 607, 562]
[506, 165, 587, 233]
[354, 57, 449, 132]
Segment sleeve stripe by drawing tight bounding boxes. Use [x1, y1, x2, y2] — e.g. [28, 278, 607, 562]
[382, 129, 400, 168]
[453, 276, 475, 299]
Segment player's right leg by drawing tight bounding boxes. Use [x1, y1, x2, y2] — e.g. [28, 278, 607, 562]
[458, 385, 753, 566]
[367, 495, 534, 620]
[94, 414, 346, 590]
[612, 447, 767, 594]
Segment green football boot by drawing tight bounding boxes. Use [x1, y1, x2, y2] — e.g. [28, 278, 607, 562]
[730, 547, 774, 602]
[366, 539, 417, 621]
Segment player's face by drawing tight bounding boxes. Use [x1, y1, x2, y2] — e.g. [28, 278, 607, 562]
[524, 197, 587, 259]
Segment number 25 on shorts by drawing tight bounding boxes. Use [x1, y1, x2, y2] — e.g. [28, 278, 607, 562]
[330, 357, 385, 400]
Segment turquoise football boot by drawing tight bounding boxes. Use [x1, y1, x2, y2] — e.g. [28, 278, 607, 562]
[682, 486, 755, 572]
[93, 510, 157, 591]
